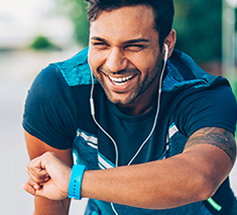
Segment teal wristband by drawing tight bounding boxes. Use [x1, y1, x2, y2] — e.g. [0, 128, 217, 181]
[68, 164, 86, 200]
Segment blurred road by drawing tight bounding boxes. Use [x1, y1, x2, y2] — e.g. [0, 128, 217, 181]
[0, 49, 87, 215]
[0, 49, 236, 214]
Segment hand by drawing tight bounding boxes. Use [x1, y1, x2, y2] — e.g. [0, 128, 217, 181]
[23, 152, 72, 200]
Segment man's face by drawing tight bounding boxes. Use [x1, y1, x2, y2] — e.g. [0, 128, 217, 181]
[88, 5, 163, 110]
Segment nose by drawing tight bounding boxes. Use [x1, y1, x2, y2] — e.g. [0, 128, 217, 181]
[105, 48, 128, 73]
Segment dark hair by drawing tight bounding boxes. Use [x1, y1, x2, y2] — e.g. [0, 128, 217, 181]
[85, 0, 174, 47]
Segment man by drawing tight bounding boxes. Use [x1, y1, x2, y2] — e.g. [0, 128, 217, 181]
[22, 0, 237, 214]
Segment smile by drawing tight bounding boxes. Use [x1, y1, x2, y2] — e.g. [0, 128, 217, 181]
[108, 75, 134, 86]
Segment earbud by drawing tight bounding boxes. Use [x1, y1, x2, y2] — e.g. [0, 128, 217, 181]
[164, 43, 169, 62]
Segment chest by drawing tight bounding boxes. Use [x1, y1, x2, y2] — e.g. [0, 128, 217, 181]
[73, 96, 188, 170]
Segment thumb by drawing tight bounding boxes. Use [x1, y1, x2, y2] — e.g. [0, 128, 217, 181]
[22, 182, 36, 196]
[22, 182, 46, 198]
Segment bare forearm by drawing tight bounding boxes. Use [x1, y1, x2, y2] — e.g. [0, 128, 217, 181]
[24, 128, 235, 210]
[81, 159, 203, 209]
[34, 197, 70, 215]
[81, 146, 231, 209]
[24, 131, 73, 214]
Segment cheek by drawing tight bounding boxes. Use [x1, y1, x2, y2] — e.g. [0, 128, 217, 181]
[131, 58, 157, 76]
[88, 49, 105, 72]
[127, 50, 160, 74]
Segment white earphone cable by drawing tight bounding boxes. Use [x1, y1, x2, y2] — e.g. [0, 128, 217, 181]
[90, 72, 120, 167]
[127, 44, 168, 165]
[90, 44, 169, 214]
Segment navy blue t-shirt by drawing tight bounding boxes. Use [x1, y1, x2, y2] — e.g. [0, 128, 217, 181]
[23, 48, 237, 215]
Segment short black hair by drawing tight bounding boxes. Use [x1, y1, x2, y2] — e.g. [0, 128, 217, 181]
[85, 0, 174, 47]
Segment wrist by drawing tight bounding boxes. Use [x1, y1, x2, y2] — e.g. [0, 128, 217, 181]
[68, 164, 86, 200]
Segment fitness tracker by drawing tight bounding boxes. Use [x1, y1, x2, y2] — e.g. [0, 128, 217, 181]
[68, 164, 86, 200]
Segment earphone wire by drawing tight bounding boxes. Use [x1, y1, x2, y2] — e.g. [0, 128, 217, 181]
[90, 44, 169, 214]
[127, 44, 168, 165]
[90, 74, 120, 167]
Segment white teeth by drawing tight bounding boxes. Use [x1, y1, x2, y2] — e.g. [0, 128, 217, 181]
[109, 75, 133, 85]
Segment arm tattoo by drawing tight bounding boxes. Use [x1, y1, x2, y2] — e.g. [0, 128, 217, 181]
[185, 127, 237, 165]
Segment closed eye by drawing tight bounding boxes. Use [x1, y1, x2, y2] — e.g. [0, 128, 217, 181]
[91, 41, 109, 50]
[90, 36, 110, 50]
[124, 44, 145, 52]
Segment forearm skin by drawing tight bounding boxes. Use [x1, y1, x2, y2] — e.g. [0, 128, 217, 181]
[33, 197, 70, 215]
[81, 145, 232, 209]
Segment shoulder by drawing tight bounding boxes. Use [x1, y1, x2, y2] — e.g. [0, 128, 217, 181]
[27, 64, 69, 104]
[23, 65, 79, 149]
[176, 82, 237, 136]
[28, 47, 94, 101]
[52, 47, 97, 87]
[163, 50, 237, 136]
[163, 49, 220, 91]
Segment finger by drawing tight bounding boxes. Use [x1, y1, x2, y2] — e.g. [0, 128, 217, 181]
[22, 182, 45, 198]
[42, 153, 71, 182]
[26, 156, 48, 177]
[26, 168, 49, 184]
[27, 177, 41, 190]
[44, 175, 50, 182]
[27, 163, 48, 178]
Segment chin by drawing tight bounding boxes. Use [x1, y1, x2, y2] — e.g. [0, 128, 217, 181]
[103, 85, 138, 105]
[107, 93, 136, 106]
[108, 97, 129, 105]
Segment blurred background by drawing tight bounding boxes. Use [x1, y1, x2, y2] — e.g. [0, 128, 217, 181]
[0, 0, 237, 214]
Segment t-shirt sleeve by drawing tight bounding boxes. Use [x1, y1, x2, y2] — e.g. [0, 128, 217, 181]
[22, 64, 78, 149]
[177, 79, 237, 137]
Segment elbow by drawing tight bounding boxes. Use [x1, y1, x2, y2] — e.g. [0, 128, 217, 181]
[198, 186, 216, 202]
[195, 173, 220, 202]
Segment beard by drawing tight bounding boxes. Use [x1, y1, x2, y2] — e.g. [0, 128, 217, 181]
[92, 54, 163, 106]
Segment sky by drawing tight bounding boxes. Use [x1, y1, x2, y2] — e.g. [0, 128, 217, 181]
[226, 0, 237, 7]
[0, 0, 73, 47]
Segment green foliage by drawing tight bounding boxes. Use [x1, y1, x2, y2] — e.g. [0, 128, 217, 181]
[30, 35, 60, 51]
[173, 0, 222, 63]
[54, 0, 222, 62]
[54, 0, 89, 47]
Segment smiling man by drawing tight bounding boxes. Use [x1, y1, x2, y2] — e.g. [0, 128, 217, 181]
[22, 0, 237, 215]
[88, 5, 165, 114]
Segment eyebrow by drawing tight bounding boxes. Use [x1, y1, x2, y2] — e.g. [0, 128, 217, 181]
[90, 37, 150, 45]
[90, 37, 108, 43]
[122, 39, 150, 45]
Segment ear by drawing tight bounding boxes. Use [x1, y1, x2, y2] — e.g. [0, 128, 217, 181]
[162, 29, 176, 60]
